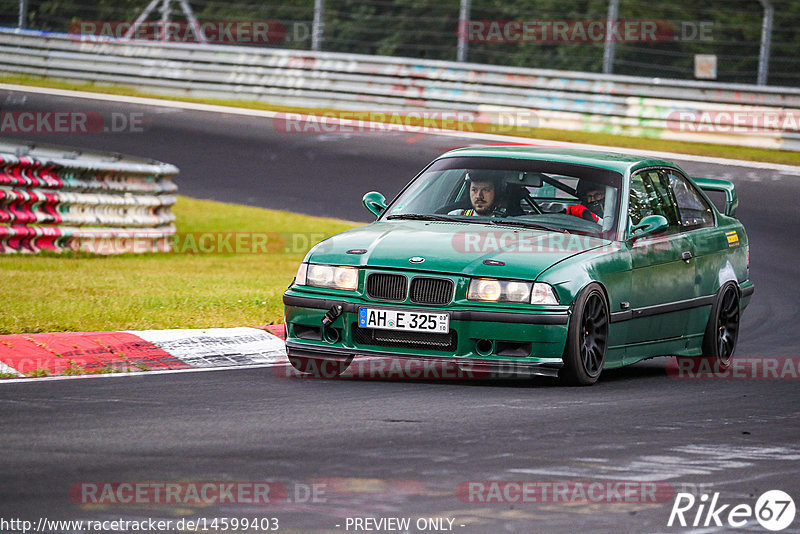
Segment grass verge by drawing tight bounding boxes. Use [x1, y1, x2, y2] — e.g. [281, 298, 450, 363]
[2, 74, 799, 166]
[0, 196, 359, 334]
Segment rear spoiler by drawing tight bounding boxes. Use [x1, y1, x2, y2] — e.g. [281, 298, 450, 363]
[692, 177, 738, 218]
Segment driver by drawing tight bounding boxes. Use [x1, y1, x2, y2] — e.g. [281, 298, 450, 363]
[450, 174, 502, 216]
[567, 180, 605, 224]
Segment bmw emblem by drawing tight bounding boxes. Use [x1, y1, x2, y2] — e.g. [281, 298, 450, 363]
[409, 256, 425, 264]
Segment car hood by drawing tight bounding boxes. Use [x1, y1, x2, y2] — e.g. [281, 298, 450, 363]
[307, 220, 612, 280]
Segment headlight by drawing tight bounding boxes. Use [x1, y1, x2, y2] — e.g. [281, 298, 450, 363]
[468, 278, 532, 303]
[302, 264, 359, 291]
[505, 281, 531, 302]
[468, 278, 558, 304]
[468, 279, 504, 301]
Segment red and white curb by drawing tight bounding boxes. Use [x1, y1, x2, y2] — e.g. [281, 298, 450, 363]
[0, 325, 287, 382]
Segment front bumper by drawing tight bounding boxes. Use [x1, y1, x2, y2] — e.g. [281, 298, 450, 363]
[283, 291, 569, 377]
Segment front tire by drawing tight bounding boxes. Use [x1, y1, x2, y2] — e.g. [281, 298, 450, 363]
[559, 283, 609, 386]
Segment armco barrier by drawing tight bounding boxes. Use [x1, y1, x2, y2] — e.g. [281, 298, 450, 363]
[0, 140, 178, 253]
[0, 28, 799, 150]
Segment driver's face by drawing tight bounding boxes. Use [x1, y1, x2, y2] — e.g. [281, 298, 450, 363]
[585, 189, 605, 203]
[470, 181, 496, 215]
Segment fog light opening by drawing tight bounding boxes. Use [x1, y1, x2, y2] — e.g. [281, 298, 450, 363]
[294, 324, 323, 341]
[475, 339, 495, 357]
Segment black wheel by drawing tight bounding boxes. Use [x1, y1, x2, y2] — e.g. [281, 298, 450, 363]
[288, 355, 353, 378]
[559, 283, 609, 386]
[701, 283, 740, 369]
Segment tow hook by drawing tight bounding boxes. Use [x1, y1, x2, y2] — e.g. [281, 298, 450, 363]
[322, 305, 343, 326]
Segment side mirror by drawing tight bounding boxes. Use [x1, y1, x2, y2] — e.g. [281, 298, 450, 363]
[630, 215, 669, 239]
[362, 191, 387, 218]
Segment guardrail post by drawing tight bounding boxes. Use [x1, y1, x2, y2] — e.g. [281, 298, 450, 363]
[159, 0, 170, 41]
[602, 0, 619, 74]
[757, 0, 773, 86]
[312, 0, 324, 51]
[457, 0, 471, 62]
[17, 0, 28, 29]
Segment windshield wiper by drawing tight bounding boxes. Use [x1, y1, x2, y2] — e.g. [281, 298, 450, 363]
[386, 213, 457, 222]
[488, 219, 569, 233]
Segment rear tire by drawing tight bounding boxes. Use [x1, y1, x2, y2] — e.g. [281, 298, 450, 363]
[701, 283, 740, 369]
[559, 283, 609, 386]
[288, 355, 353, 378]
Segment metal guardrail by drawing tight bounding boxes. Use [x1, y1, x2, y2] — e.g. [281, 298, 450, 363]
[0, 28, 799, 150]
[0, 139, 178, 254]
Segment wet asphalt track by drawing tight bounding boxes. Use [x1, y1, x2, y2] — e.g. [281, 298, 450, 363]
[1, 88, 799, 533]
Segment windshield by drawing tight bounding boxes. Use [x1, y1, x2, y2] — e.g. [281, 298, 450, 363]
[382, 156, 622, 236]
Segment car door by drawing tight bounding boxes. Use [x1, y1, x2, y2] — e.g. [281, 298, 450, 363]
[625, 169, 696, 346]
[664, 169, 718, 340]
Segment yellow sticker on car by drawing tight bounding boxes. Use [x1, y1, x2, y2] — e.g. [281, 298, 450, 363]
[726, 231, 739, 246]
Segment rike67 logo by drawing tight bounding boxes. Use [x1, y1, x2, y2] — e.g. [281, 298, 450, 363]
[668, 490, 796, 531]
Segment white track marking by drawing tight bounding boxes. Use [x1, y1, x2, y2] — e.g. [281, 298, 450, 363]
[508, 445, 800, 482]
[126, 327, 287, 367]
[0, 361, 291, 384]
[0, 360, 22, 376]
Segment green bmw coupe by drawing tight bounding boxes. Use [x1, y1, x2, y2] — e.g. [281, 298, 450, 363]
[282, 146, 753, 385]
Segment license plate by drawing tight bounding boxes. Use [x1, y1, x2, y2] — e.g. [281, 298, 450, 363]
[358, 307, 449, 333]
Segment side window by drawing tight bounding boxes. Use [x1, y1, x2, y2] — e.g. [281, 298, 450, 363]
[666, 171, 715, 229]
[628, 170, 680, 230]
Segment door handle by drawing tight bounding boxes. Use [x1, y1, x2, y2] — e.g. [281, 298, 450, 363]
[681, 250, 693, 262]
